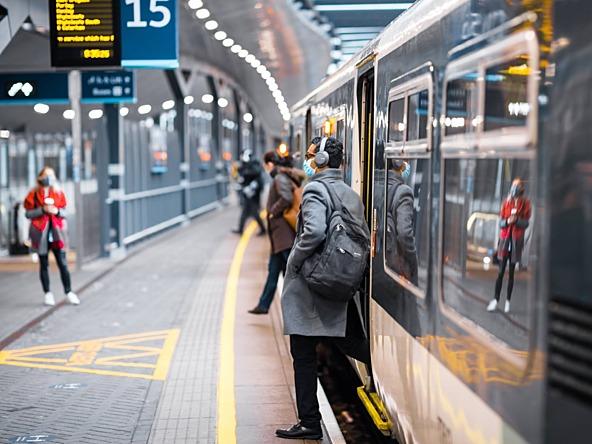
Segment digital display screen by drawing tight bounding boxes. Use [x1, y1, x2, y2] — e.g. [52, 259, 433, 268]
[48, 0, 121, 68]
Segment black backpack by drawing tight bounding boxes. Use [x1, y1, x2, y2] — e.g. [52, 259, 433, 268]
[301, 181, 370, 302]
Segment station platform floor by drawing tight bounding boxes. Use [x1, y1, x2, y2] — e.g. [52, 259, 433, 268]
[0, 206, 344, 444]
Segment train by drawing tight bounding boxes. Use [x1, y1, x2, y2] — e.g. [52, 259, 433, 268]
[289, 1, 592, 443]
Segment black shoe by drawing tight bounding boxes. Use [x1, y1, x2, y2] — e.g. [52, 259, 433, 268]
[232, 229, 243, 235]
[275, 423, 322, 440]
[257, 229, 266, 237]
[248, 306, 268, 315]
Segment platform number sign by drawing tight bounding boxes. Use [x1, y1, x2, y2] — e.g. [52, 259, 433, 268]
[121, 0, 178, 68]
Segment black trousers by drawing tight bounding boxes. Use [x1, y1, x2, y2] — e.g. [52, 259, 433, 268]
[39, 248, 72, 294]
[289, 320, 370, 428]
[494, 255, 516, 302]
[238, 198, 265, 233]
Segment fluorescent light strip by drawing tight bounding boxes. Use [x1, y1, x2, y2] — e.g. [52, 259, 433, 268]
[338, 33, 379, 41]
[315, 3, 413, 11]
[334, 26, 386, 34]
[340, 40, 370, 48]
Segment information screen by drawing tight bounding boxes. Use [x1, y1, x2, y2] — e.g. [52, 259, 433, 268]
[49, 0, 121, 68]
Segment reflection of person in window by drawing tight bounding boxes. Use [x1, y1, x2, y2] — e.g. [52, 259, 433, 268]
[385, 160, 418, 285]
[487, 178, 531, 313]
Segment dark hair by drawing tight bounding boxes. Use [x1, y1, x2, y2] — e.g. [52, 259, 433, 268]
[263, 150, 278, 165]
[263, 150, 294, 168]
[314, 137, 343, 168]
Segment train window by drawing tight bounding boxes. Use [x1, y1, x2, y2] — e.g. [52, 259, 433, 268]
[444, 72, 479, 136]
[484, 58, 530, 132]
[336, 119, 345, 143]
[407, 90, 429, 141]
[442, 157, 536, 350]
[388, 98, 405, 143]
[384, 156, 430, 297]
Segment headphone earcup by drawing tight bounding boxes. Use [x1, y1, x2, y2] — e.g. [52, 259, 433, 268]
[314, 151, 329, 168]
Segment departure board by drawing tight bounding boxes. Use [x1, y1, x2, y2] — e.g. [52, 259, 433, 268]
[49, 0, 121, 68]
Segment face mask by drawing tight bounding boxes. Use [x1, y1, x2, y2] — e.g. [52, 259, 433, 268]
[303, 159, 315, 177]
[402, 162, 411, 180]
[510, 184, 522, 198]
[39, 176, 51, 187]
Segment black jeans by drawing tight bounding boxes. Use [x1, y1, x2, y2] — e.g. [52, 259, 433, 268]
[256, 249, 290, 310]
[39, 248, 72, 294]
[494, 255, 516, 302]
[238, 198, 265, 233]
[289, 318, 370, 428]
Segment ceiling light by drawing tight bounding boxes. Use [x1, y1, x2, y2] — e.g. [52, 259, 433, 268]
[223, 38, 234, 47]
[245, 54, 256, 64]
[184, 95, 194, 105]
[261, 71, 271, 80]
[272, 90, 282, 98]
[330, 50, 343, 59]
[250, 59, 261, 68]
[138, 104, 152, 115]
[33, 103, 49, 114]
[268, 83, 278, 92]
[315, 3, 413, 12]
[0, 130, 10, 138]
[256, 65, 267, 74]
[243, 113, 253, 123]
[238, 49, 249, 58]
[120, 107, 129, 117]
[330, 37, 342, 46]
[188, 0, 203, 9]
[231, 44, 242, 53]
[162, 100, 175, 110]
[217, 97, 229, 108]
[266, 77, 276, 86]
[195, 8, 210, 19]
[205, 20, 218, 30]
[282, 114, 290, 121]
[214, 31, 227, 40]
[89, 109, 103, 119]
[62, 109, 75, 120]
[201, 94, 214, 104]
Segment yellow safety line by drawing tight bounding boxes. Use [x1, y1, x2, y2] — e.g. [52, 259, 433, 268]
[216, 220, 258, 444]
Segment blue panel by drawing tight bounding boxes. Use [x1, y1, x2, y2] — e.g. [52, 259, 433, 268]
[0, 73, 69, 105]
[120, 0, 179, 69]
[81, 70, 136, 104]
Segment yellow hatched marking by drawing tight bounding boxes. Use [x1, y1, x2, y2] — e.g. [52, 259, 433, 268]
[0, 329, 180, 380]
[216, 220, 258, 444]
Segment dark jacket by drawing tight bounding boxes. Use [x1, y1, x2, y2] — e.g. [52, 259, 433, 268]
[385, 174, 418, 284]
[267, 167, 304, 254]
[281, 169, 367, 337]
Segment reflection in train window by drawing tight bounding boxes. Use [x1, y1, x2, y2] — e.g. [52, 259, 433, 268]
[484, 58, 530, 132]
[336, 119, 345, 144]
[444, 72, 479, 136]
[384, 157, 430, 293]
[442, 157, 535, 350]
[388, 98, 405, 142]
[407, 90, 429, 141]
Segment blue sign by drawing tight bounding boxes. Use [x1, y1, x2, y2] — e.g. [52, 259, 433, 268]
[0, 73, 69, 105]
[81, 71, 136, 104]
[120, 0, 178, 69]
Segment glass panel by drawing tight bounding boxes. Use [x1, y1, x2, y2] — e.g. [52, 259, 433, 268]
[484, 57, 530, 131]
[407, 90, 429, 141]
[385, 157, 430, 292]
[388, 98, 405, 143]
[442, 157, 535, 350]
[336, 119, 345, 143]
[445, 72, 479, 136]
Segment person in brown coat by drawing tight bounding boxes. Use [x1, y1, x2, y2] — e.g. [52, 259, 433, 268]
[248, 150, 304, 314]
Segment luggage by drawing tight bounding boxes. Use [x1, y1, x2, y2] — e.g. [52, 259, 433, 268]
[301, 181, 370, 302]
[283, 182, 302, 231]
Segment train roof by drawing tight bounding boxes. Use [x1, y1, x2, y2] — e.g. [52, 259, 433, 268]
[291, 0, 468, 116]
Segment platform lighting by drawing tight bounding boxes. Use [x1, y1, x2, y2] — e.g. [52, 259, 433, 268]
[120, 107, 129, 117]
[63, 109, 75, 120]
[33, 103, 49, 114]
[138, 104, 152, 115]
[268, 84, 279, 92]
[272, 90, 282, 98]
[222, 38, 234, 47]
[162, 100, 175, 110]
[315, 3, 413, 11]
[230, 44, 242, 53]
[250, 59, 261, 68]
[217, 97, 229, 108]
[330, 50, 343, 59]
[245, 54, 255, 64]
[188, 0, 203, 9]
[261, 71, 271, 80]
[204, 20, 218, 30]
[184, 95, 195, 105]
[195, 8, 210, 19]
[89, 109, 103, 120]
[243, 112, 253, 123]
[256, 65, 266, 74]
[201, 94, 214, 104]
[330, 37, 342, 46]
[238, 49, 249, 58]
[0, 130, 10, 138]
[214, 31, 227, 40]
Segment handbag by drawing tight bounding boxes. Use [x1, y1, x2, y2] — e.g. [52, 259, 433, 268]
[283, 183, 302, 231]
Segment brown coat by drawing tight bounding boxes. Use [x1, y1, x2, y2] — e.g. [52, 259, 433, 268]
[267, 168, 303, 254]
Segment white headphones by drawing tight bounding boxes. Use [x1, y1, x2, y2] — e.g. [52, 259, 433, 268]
[314, 137, 330, 168]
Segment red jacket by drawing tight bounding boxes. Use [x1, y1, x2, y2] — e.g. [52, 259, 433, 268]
[499, 197, 531, 241]
[24, 187, 68, 251]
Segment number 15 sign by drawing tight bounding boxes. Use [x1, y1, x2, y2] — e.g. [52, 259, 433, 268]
[121, 0, 178, 69]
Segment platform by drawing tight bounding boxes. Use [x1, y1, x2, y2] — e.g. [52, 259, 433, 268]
[0, 206, 343, 444]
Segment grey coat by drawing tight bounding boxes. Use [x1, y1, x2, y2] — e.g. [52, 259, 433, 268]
[281, 169, 366, 337]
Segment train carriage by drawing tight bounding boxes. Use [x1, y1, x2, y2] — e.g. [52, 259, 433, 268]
[290, 1, 592, 443]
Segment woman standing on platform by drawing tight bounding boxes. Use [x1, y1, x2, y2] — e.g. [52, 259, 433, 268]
[24, 167, 79, 306]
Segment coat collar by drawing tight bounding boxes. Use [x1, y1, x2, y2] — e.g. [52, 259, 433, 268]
[313, 168, 343, 182]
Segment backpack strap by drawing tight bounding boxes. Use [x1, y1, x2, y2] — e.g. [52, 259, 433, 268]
[316, 180, 343, 214]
